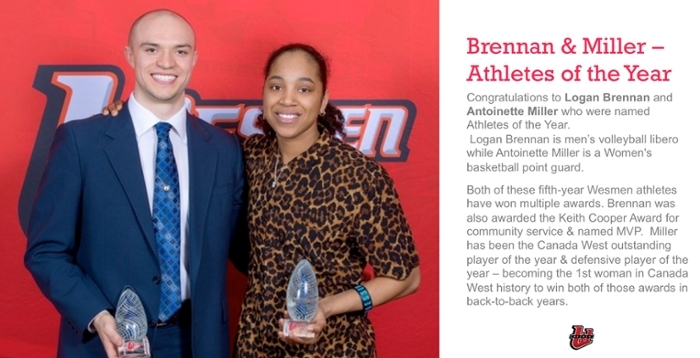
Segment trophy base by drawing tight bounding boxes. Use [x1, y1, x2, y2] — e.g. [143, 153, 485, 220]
[283, 319, 315, 338]
[118, 338, 151, 357]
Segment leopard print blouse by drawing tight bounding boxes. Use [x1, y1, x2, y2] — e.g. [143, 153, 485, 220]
[234, 129, 419, 358]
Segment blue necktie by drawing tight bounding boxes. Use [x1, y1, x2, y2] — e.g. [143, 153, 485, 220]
[153, 122, 181, 321]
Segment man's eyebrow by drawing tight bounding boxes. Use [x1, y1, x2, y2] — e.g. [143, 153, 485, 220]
[139, 42, 193, 49]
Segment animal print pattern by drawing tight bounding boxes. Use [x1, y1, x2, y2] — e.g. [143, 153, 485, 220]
[234, 129, 419, 358]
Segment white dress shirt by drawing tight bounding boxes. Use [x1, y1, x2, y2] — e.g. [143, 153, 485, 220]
[129, 93, 191, 302]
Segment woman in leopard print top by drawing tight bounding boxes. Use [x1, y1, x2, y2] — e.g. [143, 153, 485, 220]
[233, 43, 421, 358]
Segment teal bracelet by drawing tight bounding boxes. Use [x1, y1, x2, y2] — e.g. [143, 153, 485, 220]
[354, 284, 373, 313]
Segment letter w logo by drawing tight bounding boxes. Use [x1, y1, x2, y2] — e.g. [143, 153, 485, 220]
[569, 325, 594, 350]
[18, 65, 416, 235]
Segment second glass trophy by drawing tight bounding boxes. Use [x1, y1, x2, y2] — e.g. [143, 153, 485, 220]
[283, 259, 319, 338]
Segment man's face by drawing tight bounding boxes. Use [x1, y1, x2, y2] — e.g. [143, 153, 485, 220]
[125, 13, 198, 109]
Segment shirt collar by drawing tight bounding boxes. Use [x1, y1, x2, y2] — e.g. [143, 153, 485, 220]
[128, 93, 188, 143]
[268, 126, 333, 170]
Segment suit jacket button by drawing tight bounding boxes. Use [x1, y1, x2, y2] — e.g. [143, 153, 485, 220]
[153, 276, 161, 284]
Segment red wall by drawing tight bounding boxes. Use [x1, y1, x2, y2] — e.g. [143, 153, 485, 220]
[0, 1, 438, 357]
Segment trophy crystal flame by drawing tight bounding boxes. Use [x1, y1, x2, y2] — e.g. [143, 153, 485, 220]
[115, 286, 151, 357]
[283, 259, 318, 338]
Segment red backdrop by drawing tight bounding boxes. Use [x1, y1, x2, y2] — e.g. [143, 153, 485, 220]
[0, 1, 438, 357]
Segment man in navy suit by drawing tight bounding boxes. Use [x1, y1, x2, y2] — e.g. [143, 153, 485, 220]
[24, 9, 245, 358]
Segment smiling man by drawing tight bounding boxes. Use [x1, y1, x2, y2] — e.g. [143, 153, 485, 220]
[24, 9, 246, 358]
[126, 11, 197, 117]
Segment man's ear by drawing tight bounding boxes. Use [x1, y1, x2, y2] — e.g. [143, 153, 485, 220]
[124, 46, 135, 68]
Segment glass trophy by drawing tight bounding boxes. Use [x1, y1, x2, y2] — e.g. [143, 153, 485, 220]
[283, 259, 318, 338]
[115, 286, 151, 357]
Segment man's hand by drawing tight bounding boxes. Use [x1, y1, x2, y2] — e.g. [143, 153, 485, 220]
[92, 311, 123, 358]
[102, 100, 124, 117]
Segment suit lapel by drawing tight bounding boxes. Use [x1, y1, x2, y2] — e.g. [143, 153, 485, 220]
[186, 114, 216, 288]
[104, 105, 157, 258]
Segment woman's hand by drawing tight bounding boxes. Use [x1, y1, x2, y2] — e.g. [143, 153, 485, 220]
[102, 100, 124, 116]
[277, 305, 328, 345]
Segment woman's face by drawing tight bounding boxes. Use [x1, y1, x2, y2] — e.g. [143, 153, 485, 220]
[262, 50, 328, 144]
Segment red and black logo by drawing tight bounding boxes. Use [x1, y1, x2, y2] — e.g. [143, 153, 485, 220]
[18, 65, 416, 235]
[569, 325, 594, 350]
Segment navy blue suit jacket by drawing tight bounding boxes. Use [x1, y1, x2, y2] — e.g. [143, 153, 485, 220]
[25, 102, 245, 357]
